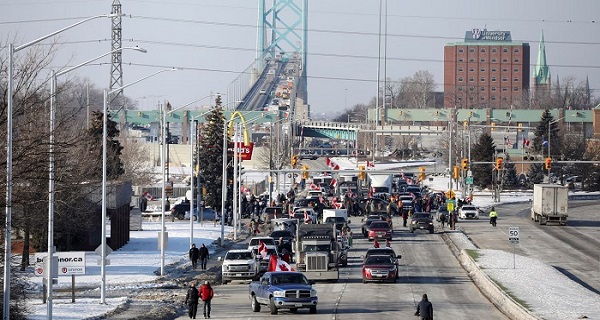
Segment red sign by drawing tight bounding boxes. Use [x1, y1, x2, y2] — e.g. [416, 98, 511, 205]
[234, 142, 254, 160]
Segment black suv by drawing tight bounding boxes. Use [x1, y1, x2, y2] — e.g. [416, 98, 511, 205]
[409, 212, 434, 234]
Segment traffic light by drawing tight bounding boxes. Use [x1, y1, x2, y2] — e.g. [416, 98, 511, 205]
[496, 157, 503, 170]
[461, 158, 469, 170]
[301, 165, 309, 180]
[291, 155, 298, 167]
[545, 157, 552, 170]
[452, 166, 460, 180]
[358, 165, 366, 181]
[418, 166, 426, 181]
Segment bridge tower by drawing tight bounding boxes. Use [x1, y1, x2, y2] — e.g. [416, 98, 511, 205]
[257, 0, 308, 103]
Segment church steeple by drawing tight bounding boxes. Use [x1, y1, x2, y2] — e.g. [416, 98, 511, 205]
[534, 31, 551, 85]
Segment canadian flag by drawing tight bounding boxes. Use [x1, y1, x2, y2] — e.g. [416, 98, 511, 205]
[258, 241, 268, 259]
[326, 157, 332, 167]
[333, 164, 340, 170]
[330, 178, 338, 188]
[374, 240, 380, 248]
[367, 160, 375, 168]
[143, 192, 154, 201]
[304, 211, 312, 224]
[268, 254, 295, 272]
[523, 137, 530, 148]
[309, 183, 320, 190]
[406, 178, 413, 185]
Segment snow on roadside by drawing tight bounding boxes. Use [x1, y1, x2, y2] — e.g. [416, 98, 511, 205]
[477, 249, 599, 320]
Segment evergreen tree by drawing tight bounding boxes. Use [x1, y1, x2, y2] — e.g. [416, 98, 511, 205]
[527, 163, 545, 184]
[532, 109, 562, 158]
[502, 155, 518, 188]
[87, 110, 124, 179]
[196, 97, 233, 209]
[471, 133, 496, 189]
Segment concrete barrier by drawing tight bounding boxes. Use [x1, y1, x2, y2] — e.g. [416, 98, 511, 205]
[442, 232, 541, 320]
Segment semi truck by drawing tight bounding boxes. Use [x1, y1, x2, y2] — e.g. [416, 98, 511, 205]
[530, 184, 568, 225]
[368, 174, 393, 196]
[294, 224, 340, 281]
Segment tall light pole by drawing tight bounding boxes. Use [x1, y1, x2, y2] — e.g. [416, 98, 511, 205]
[547, 117, 563, 178]
[48, 46, 145, 316]
[103, 68, 176, 302]
[166, 95, 217, 250]
[4, 13, 117, 319]
[219, 101, 242, 243]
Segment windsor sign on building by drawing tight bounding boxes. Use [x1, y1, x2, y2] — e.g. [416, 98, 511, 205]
[465, 29, 512, 42]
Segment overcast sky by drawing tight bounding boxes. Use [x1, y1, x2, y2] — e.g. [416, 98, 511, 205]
[2, 0, 599, 117]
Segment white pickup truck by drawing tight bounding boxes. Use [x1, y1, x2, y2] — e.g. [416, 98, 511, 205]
[220, 249, 259, 284]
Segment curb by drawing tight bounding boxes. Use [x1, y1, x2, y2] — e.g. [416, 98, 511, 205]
[441, 232, 541, 320]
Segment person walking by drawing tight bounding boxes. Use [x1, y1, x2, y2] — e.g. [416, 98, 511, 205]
[185, 282, 199, 319]
[415, 293, 433, 320]
[199, 244, 210, 270]
[439, 211, 447, 229]
[189, 244, 200, 269]
[402, 210, 408, 227]
[199, 280, 214, 319]
[489, 207, 498, 227]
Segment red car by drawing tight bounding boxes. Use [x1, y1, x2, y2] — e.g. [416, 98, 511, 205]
[362, 255, 398, 283]
[367, 221, 392, 241]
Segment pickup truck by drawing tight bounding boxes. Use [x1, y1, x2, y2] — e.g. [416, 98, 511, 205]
[249, 271, 318, 315]
[219, 249, 259, 285]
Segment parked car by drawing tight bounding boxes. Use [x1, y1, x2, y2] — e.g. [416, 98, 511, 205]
[458, 205, 480, 219]
[367, 221, 393, 241]
[171, 202, 192, 220]
[409, 212, 434, 234]
[184, 207, 219, 221]
[362, 255, 398, 283]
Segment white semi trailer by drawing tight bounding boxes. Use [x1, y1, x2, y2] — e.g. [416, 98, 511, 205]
[531, 184, 568, 225]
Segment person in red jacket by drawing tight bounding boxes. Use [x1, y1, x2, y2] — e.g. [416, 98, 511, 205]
[199, 280, 214, 319]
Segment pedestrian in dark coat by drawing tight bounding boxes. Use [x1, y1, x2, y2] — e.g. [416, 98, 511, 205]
[200, 280, 214, 318]
[199, 244, 210, 270]
[185, 282, 199, 319]
[415, 293, 433, 320]
[189, 244, 200, 269]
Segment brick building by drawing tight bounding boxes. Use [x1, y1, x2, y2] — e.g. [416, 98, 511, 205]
[444, 29, 530, 109]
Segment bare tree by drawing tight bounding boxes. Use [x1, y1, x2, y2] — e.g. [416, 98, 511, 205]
[399, 70, 436, 109]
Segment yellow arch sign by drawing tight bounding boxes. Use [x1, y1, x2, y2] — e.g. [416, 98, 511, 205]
[228, 111, 250, 145]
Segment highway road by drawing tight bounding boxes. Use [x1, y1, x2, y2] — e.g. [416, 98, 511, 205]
[182, 217, 508, 320]
[457, 201, 600, 295]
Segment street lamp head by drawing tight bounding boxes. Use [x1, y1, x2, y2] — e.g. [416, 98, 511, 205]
[106, 13, 126, 18]
[132, 46, 147, 53]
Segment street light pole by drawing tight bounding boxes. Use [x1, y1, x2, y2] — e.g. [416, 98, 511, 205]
[4, 14, 118, 319]
[102, 68, 176, 303]
[47, 46, 145, 316]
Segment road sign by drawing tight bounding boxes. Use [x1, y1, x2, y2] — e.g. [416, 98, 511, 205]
[445, 190, 456, 199]
[509, 227, 520, 244]
[446, 199, 455, 212]
[466, 177, 474, 185]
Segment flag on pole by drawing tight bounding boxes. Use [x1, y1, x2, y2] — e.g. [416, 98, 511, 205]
[333, 164, 340, 170]
[268, 254, 295, 272]
[523, 138, 530, 148]
[258, 241, 268, 259]
[330, 178, 338, 188]
[326, 157, 332, 167]
[367, 160, 375, 168]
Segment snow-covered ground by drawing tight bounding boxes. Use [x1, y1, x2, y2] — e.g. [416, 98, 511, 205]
[22, 157, 599, 319]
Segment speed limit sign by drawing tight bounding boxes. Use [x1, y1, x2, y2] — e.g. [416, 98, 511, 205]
[508, 227, 519, 244]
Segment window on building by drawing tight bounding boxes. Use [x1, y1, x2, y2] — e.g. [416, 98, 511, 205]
[492, 68, 497, 72]
[458, 58, 464, 62]
[514, 58, 520, 63]
[480, 58, 486, 63]
[491, 77, 497, 82]
[514, 67, 519, 72]
[503, 68, 508, 72]
[481, 77, 485, 82]
[502, 87, 508, 92]
[514, 87, 519, 92]
[503, 77, 508, 82]
[458, 97, 463, 101]
[458, 67, 464, 72]
[481, 67, 486, 72]
[481, 97, 485, 101]
[481, 48, 486, 53]
[491, 96, 497, 100]
[458, 48, 464, 53]
[480, 86, 485, 92]
[502, 58, 508, 63]
[514, 48, 520, 53]
[469, 48, 475, 53]
[469, 87, 475, 92]
[458, 77, 464, 82]
[491, 58, 497, 63]
[514, 77, 519, 82]
[503, 48, 508, 53]
[492, 48, 497, 53]
[469, 58, 475, 62]
[492, 87, 497, 92]
[458, 87, 464, 92]
[469, 77, 474, 82]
